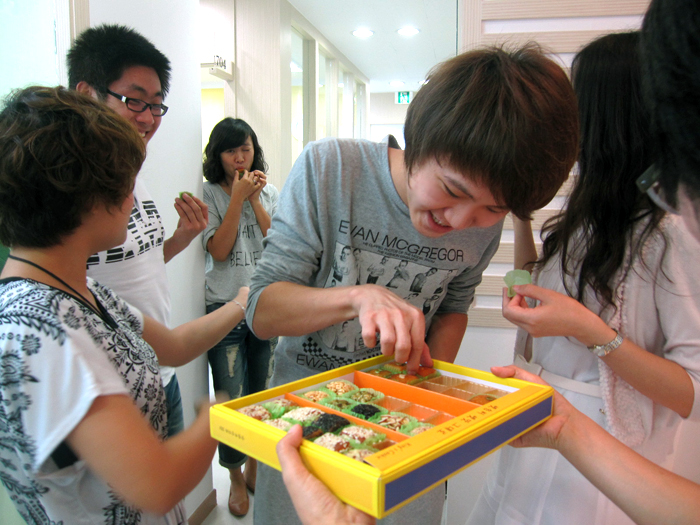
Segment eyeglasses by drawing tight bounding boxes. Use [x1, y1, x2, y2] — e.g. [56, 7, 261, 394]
[636, 164, 680, 215]
[106, 89, 169, 116]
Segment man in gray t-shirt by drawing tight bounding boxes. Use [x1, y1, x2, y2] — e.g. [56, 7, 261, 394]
[248, 46, 579, 525]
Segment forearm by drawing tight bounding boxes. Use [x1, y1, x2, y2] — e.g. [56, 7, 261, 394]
[425, 312, 468, 363]
[558, 409, 700, 525]
[601, 340, 694, 417]
[513, 217, 538, 271]
[68, 395, 217, 515]
[208, 199, 244, 261]
[250, 199, 272, 236]
[144, 302, 246, 366]
[163, 236, 185, 264]
[252, 282, 357, 339]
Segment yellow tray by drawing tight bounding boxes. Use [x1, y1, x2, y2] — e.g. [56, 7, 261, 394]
[210, 355, 552, 518]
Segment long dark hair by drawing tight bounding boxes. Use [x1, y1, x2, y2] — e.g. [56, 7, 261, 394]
[537, 31, 664, 308]
[202, 118, 267, 183]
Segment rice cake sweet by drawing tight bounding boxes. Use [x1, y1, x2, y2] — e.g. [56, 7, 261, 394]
[314, 433, 351, 452]
[316, 413, 350, 433]
[238, 405, 271, 421]
[323, 398, 355, 411]
[347, 388, 382, 403]
[390, 373, 421, 385]
[376, 414, 411, 431]
[303, 390, 330, 403]
[366, 368, 394, 378]
[303, 425, 324, 440]
[325, 380, 357, 395]
[264, 418, 292, 431]
[340, 425, 379, 443]
[285, 407, 324, 423]
[382, 361, 408, 374]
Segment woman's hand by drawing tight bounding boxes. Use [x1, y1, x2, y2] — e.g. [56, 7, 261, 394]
[277, 425, 376, 525]
[249, 171, 267, 202]
[231, 169, 261, 202]
[502, 284, 614, 347]
[490, 365, 573, 450]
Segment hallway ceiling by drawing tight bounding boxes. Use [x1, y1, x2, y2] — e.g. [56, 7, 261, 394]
[287, 0, 458, 93]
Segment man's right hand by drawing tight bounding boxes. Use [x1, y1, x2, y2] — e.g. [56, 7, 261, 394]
[349, 284, 433, 372]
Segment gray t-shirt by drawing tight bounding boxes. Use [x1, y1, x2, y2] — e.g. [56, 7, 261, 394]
[202, 181, 279, 304]
[247, 138, 502, 384]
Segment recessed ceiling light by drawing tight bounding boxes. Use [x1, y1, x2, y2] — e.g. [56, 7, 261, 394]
[389, 80, 405, 88]
[352, 28, 374, 39]
[397, 26, 419, 37]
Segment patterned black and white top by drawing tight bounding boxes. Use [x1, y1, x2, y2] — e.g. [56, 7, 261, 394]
[0, 277, 175, 524]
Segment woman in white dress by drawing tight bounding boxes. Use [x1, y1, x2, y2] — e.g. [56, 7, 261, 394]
[467, 31, 700, 525]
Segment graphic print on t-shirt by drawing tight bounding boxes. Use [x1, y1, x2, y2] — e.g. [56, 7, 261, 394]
[86, 196, 165, 268]
[317, 243, 454, 354]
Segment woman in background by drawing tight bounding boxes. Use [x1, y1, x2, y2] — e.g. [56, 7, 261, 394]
[468, 31, 700, 525]
[202, 117, 279, 517]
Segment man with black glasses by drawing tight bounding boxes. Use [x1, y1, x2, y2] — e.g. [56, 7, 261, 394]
[67, 24, 209, 440]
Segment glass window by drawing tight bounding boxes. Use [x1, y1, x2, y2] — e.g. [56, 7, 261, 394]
[338, 67, 354, 138]
[317, 52, 330, 138]
[291, 29, 305, 164]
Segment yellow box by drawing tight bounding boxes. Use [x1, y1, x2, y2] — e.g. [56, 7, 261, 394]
[210, 356, 553, 518]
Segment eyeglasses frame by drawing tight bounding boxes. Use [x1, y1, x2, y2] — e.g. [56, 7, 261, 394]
[106, 89, 169, 117]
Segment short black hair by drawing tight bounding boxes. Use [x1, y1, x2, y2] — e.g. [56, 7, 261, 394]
[67, 24, 171, 98]
[203, 118, 268, 184]
[641, 0, 700, 204]
[0, 86, 145, 248]
[403, 44, 579, 220]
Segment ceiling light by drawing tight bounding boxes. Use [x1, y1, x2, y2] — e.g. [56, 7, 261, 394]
[397, 26, 419, 37]
[352, 28, 374, 39]
[390, 80, 405, 88]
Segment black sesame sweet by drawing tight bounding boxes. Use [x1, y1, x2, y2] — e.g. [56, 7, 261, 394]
[316, 413, 350, 433]
[351, 404, 381, 420]
[302, 425, 324, 440]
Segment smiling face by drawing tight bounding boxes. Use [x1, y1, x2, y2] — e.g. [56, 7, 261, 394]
[102, 65, 164, 145]
[220, 136, 255, 179]
[401, 156, 510, 237]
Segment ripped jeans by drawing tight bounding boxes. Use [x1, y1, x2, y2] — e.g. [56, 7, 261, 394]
[206, 303, 276, 468]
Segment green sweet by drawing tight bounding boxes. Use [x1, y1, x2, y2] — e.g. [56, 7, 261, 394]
[178, 191, 193, 199]
[504, 269, 532, 297]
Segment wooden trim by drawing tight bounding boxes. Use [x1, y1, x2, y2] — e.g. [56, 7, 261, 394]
[482, 29, 621, 54]
[459, 0, 482, 52]
[504, 208, 559, 231]
[476, 274, 511, 296]
[482, 0, 650, 20]
[188, 489, 217, 525]
[467, 307, 515, 328]
[68, 0, 90, 41]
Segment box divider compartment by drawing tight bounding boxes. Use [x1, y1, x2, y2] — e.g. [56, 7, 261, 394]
[287, 393, 408, 443]
[354, 371, 478, 416]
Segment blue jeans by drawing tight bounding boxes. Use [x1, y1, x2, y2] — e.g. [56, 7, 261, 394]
[206, 303, 276, 468]
[164, 374, 185, 438]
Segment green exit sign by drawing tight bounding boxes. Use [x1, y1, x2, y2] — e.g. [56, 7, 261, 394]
[395, 91, 413, 104]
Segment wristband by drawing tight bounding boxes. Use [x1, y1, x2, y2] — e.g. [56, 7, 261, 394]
[232, 299, 246, 314]
[587, 329, 623, 357]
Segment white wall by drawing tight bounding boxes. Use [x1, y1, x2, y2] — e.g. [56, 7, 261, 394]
[88, 0, 212, 514]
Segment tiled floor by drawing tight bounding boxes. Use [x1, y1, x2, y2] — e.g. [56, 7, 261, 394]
[201, 454, 254, 525]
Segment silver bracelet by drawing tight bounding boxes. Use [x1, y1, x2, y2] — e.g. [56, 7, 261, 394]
[232, 299, 246, 313]
[587, 329, 623, 357]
